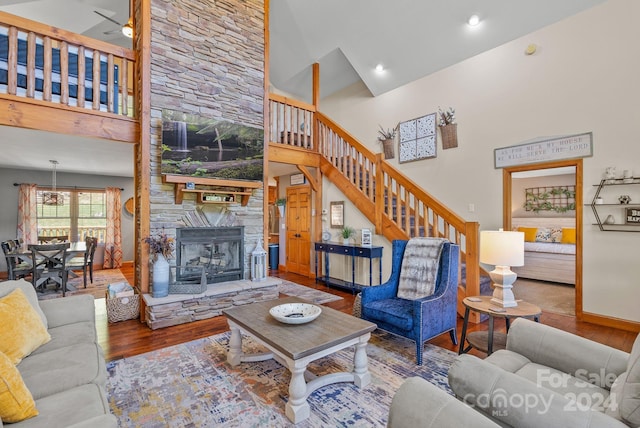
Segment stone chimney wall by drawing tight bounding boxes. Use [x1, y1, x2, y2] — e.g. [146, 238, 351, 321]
[149, 0, 265, 278]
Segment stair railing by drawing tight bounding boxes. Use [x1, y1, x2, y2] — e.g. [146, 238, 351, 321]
[268, 94, 480, 299]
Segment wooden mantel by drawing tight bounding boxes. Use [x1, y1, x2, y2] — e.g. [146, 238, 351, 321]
[162, 174, 262, 206]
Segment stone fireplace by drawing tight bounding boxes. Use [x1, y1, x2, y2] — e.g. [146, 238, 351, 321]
[176, 226, 244, 284]
[147, 0, 265, 296]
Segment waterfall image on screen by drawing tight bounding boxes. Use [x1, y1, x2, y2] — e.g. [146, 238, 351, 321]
[161, 110, 264, 181]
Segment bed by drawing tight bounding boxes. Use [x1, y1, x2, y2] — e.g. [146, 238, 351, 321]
[511, 217, 576, 285]
[0, 31, 119, 112]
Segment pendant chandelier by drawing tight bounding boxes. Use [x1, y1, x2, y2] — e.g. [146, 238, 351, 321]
[43, 160, 63, 206]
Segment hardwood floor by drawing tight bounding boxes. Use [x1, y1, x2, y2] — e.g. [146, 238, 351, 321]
[98, 267, 636, 362]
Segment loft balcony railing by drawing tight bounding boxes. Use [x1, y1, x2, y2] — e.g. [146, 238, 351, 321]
[0, 11, 135, 118]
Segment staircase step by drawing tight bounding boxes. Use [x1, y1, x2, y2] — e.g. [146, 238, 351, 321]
[460, 264, 492, 296]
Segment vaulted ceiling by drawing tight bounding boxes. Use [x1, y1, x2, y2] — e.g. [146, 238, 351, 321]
[0, 0, 606, 176]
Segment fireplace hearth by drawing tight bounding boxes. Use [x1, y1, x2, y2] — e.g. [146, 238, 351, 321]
[176, 227, 244, 284]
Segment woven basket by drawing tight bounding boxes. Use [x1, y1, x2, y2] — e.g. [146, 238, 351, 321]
[352, 293, 362, 318]
[381, 139, 395, 159]
[440, 123, 458, 149]
[105, 291, 140, 323]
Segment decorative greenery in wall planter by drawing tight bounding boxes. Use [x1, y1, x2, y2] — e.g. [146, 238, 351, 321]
[524, 186, 576, 213]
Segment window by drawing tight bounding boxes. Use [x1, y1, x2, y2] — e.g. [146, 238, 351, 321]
[37, 189, 106, 242]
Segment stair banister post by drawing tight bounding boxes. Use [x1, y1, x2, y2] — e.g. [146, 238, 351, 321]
[374, 153, 385, 234]
[464, 221, 482, 323]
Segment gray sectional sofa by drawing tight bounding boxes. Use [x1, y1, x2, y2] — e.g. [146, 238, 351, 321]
[0, 279, 116, 428]
[448, 318, 639, 427]
[390, 319, 639, 427]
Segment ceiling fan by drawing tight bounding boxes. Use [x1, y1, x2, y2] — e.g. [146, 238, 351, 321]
[93, 10, 133, 38]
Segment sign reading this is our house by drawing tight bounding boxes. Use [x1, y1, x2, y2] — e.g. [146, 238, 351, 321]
[494, 132, 593, 168]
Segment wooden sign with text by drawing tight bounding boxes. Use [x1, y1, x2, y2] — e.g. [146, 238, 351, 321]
[495, 132, 593, 168]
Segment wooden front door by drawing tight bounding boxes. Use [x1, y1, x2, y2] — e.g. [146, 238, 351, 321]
[286, 186, 311, 275]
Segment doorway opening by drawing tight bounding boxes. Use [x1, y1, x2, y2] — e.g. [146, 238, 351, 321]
[503, 159, 583, 317]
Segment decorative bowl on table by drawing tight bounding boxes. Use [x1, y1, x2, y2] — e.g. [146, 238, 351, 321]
[269, 303, 322, 324]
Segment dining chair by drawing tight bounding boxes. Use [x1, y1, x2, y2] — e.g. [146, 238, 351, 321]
[65, 237, 97, 288]
[85, 237, 98, 284]
[29, 243, 69, 296]
[38, 235, 69, 244]
[1, 240, 32, 280]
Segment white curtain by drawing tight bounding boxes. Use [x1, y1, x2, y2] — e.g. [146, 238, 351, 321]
[17, 184, 37, 244]
[103, 187, 123, 269]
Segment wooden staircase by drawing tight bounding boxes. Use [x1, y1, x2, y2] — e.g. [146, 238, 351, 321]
[268, 91, 483, 322]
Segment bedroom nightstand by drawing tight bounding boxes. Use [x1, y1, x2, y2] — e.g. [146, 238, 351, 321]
[458, 296, 541, 355]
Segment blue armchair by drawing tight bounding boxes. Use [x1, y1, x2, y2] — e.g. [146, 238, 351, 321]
[361, 239, 459, 365]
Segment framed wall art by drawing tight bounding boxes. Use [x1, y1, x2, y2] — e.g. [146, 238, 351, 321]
[399, 112, 437, 163]
[330, 201, 344, 228]
[361, 228, 372, 246]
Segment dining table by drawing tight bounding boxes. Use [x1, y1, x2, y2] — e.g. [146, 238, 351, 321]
[8, 241, 87, 291]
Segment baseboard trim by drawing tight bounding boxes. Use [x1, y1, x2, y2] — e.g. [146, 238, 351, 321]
[582, 311, 640, 333]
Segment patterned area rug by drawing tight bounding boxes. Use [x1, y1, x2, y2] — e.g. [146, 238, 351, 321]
[36, 268, 128, 300]
[276, 279, 343, 304]
[107, 330, 455, 427]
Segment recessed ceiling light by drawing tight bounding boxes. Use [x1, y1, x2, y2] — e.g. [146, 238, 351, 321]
[375, 64, 384, 73]
[525, 44, 537, 55]
[467, 15, 480, 27]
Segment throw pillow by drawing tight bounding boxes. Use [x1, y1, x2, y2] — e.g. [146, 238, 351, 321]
[550, 228, 563, 243]
[535, 228, 552, 243]
[0, 279, 48, 328]
[561, 227, 576, 244]
[517, 227, 537, 242]
[0, 350, 38, 423]
[0, 289, 51, 365]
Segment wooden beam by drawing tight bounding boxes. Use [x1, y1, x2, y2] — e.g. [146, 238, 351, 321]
[268, 142, 320, 167]
[263, 0, 270, 252]
[296, 165, 318, 192]
[312, 62, 320, 109]
[0, 96, 137, 143]
[162, 174, 261, 188]
[136, 0, 152, 304]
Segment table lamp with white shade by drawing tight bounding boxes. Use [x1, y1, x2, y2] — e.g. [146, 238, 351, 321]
[480, 229, 525, 308]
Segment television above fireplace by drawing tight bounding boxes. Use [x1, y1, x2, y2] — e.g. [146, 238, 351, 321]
[161, 109, 264, 181]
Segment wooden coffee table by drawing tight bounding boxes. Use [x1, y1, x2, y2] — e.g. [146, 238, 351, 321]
[222, 296, 377, 423]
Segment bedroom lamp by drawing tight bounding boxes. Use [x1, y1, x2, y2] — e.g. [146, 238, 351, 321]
[480, 229, 524, 308]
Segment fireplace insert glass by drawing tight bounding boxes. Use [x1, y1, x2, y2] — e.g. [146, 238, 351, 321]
[176, 227, 244, 283]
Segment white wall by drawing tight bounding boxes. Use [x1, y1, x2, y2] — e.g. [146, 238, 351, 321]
[320, 0, 640, 322]
[512, 173, 576, 218]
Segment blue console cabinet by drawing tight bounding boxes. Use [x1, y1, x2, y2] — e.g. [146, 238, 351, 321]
[314, 242, 383, 292]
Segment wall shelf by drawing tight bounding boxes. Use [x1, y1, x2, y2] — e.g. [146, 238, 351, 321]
[589, 178, 640, 232]
[162, 174, 261, 206]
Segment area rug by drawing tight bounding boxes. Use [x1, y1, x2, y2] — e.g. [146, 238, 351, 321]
[276, 279, 343, 304]
[36, 268, 128, 300]
[106, 330, 455, 427]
